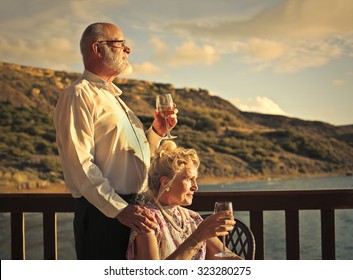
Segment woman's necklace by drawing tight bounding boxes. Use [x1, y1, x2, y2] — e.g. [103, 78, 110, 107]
[154, 199, 187, 233]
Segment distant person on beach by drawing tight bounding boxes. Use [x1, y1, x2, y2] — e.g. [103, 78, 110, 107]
[54, 22, 178, 259]
[127, 141, 242, 260]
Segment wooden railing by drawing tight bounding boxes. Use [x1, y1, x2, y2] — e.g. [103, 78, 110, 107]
[1, 189, 353, 260]
[190, 189, 353, 260]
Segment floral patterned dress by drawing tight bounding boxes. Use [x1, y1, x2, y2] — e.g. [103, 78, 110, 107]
[127, 201, 206, 260]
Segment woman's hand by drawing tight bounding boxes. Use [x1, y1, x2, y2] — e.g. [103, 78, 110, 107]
[190, 211, 235, 243]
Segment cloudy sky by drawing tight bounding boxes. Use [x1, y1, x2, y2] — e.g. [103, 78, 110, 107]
[1, 0, 353, 125]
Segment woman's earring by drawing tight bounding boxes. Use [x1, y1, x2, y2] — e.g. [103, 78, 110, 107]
[166, 186, 171, 192]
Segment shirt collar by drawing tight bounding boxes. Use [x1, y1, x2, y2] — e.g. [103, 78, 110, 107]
[82, 70, 123, 96]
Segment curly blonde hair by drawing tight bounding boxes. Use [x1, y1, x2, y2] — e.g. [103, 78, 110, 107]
[148, 141, 200, 199]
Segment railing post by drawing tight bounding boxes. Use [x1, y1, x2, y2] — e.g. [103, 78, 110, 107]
[43, 211, 58, 260]
[250, 211, 264, 260]
[321, 209, 335, 260]
[11, 212, 25, 260]
[285, 210, 300, 259]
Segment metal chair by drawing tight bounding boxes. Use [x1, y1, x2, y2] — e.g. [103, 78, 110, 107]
[202, 214, 256, 260]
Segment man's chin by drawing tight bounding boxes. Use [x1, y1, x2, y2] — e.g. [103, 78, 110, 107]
[120, 64, 133, 75]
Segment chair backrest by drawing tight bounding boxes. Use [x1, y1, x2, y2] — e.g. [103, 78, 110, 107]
[227, 218, 256, 260]
[202, 214, 256, 260]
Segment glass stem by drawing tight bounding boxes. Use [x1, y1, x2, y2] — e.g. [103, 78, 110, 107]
[165, 117, 171, 137]
[222, 235, 226, 255]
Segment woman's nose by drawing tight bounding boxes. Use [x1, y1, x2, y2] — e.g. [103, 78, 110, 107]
[192, 180, 198, 191]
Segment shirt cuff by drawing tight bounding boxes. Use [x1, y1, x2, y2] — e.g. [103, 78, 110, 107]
[146, 126, 163, 153]
[100, 194, 129, 218]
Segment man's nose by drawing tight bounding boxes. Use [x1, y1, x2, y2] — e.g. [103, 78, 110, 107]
[124, 46, 131, 54]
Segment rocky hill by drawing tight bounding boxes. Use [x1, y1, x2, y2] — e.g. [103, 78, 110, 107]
[1, 61, 353, 187]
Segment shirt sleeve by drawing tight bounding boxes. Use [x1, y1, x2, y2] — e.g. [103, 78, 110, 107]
[54, 88, 128, 218]
[145, 126, 163, 155]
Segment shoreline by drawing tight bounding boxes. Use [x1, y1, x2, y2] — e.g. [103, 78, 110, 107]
[0, 171, 348, 194]
[198, 171, 347, 184]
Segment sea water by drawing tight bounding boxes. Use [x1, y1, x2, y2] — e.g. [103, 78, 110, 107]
[1, 175, 352, 259]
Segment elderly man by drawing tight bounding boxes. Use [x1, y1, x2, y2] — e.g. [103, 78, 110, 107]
[54, 22, 177, 259]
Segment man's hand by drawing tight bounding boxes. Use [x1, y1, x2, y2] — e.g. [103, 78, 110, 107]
[116, 204, 158, 233]
[152, 103, 178, 137]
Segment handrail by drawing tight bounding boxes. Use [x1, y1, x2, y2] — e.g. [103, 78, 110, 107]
[1, 193, 74, 260]
[1, 189, 353, 260]
[189, 189, 353, 259]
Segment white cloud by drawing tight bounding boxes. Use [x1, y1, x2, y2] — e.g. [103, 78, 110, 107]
[218, 35, 345, 73]
[0, 35, 80, 70]
[150, 37, 168, 53]
[230, 96, 288, 116]
[240, 39, 286, 60]
[1, 0, 352, 76]
[150, 37, 220, 67]
[0, 3, 82, 70]
[0, 0, 126, 71]
[129, 62, 163, 77]
[285, 40, 342, 70]
[332, 80, 346, 86]
[166, 0, 353, 73]
[167, 0, 353, 39]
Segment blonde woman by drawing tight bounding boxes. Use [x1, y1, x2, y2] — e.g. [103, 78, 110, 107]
[127, 141, 242, 260]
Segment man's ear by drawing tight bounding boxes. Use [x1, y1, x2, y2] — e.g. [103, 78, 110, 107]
[92, 42, 102, 56]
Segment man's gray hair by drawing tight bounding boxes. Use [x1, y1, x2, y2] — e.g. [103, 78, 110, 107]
[80, 22, 109, 61]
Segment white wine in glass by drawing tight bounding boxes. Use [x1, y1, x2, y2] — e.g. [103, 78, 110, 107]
[214, 201, 234, 258]
[156, 94, 177, 139]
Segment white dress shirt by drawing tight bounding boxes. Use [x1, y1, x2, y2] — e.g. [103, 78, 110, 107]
[54, 70, 162, 218]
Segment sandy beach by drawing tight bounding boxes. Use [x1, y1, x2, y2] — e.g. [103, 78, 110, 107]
[0, 182, 70, 194]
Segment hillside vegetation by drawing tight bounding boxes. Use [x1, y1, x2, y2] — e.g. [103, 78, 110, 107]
[1, 61, 353, 187]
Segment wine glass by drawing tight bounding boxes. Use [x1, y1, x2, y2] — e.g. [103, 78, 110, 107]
[214, 201, 234, 258]
[156, 94, 177, 139]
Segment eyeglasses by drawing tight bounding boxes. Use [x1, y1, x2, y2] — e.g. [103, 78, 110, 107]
[97, 40, 126, 49]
